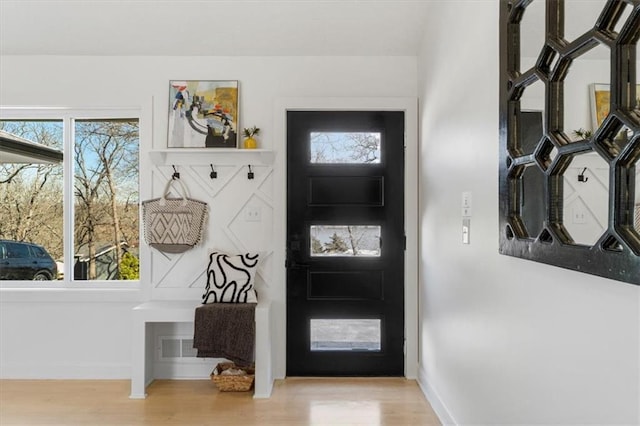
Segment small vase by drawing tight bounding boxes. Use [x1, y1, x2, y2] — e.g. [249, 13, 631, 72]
[244, 137, 257, 149]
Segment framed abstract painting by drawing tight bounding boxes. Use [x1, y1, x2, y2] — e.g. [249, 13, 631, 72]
[168, 80, 239, 148]
[590, 82, 640, 131]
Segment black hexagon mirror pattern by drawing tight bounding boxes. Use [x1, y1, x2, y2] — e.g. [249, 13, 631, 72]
[499, 0, 640, 285]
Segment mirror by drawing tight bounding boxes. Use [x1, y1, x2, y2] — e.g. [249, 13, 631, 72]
[562, 152, 609, 246]
[499, 0, 640, 285]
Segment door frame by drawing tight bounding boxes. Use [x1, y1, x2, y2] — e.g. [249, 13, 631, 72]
[272, 97, 419, 379]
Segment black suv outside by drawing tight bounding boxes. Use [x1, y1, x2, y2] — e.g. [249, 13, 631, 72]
[0, 240, 58, 280]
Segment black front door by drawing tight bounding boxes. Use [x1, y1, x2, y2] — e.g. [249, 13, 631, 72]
[286, 110, 405, 376]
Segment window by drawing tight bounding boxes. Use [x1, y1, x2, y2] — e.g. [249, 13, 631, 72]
[310, 225, 381, 257]
[310, 319, 381, 352]
[0, 110, 141, 285]
[310, 132, 381, 163]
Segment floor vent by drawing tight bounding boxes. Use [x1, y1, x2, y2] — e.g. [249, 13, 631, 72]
[158, 336, 198, 360]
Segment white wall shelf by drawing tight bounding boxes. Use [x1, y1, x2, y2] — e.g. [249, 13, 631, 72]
[149, 149, 275, 166]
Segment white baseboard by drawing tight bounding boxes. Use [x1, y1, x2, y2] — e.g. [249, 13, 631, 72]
[129, 391, 147, 399]
[0, 362, 130, 379]
[417, 364, 457, 425]
[253, 378, 273, 399]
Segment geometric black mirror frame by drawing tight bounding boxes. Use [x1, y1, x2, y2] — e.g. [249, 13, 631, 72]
[499, 0, 640, 285]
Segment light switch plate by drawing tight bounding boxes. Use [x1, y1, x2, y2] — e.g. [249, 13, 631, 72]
[245, 206, 262, 222]
[572, 206, 587, 224]
[462, 191, 472, 217]
[462, 191, 472, 208]
[462, 217, 471, 244]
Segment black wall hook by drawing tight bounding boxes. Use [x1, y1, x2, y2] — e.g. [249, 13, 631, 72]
[578, 167, 588, 182]
[209, 164, 217, 179]
[247, 165, 254, 180]
[172, 165, 180, 180]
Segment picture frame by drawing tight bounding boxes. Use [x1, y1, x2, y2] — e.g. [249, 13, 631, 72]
[590, 82, 640, 131]
[590, 83, 610, 131]
[167, 80, 238, 148]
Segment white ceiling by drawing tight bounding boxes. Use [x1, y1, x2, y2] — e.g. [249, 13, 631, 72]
[0, 0, 433, 56]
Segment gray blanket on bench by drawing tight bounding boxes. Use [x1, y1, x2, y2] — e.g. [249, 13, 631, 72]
[193, 303, 256, 366]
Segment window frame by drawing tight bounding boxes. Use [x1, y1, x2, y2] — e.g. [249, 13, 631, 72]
[0, 106, 148, 297]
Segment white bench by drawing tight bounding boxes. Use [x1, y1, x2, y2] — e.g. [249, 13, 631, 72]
[130, 300, 273, 399]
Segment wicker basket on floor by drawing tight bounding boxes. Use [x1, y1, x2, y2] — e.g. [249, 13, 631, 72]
[210, 362, 255, 392]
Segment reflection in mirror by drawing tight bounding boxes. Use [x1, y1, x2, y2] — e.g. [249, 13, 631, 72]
[550, 146, 558, 162]
[517, 8, 546, 162]
[635, 165, 639, 232]
[518, 111, 543, 157]
[630, 145, 640, 236]
[519, 0, 545, 72]
[562, 152, 609, 246]
[521, 165, 546, 239]
[597, 120, 636, 159]
[613, 124, 635, 154]
[614, 3, 633, 33]
[565, 44, 610, 140]
[565, 1, 603, 44]
[535, 138, 558, 171]
[519, 80, 545, 150]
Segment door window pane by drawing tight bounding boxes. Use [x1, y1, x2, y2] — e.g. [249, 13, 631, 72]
[310, 225, 381, 257]
[73, 119, 139, 280]
[310, 132, 381, 164]
[310, 319, 381, 351]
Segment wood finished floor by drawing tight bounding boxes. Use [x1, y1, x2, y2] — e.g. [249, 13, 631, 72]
[0, 378, 441, 426]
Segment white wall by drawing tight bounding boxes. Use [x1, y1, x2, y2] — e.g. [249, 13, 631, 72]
[0, 301, 134, 378]
[0, 55, 418, 379]
[417, 2, 640, 425]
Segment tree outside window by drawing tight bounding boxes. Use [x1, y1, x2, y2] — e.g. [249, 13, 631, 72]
[0, 117, 140, 282]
